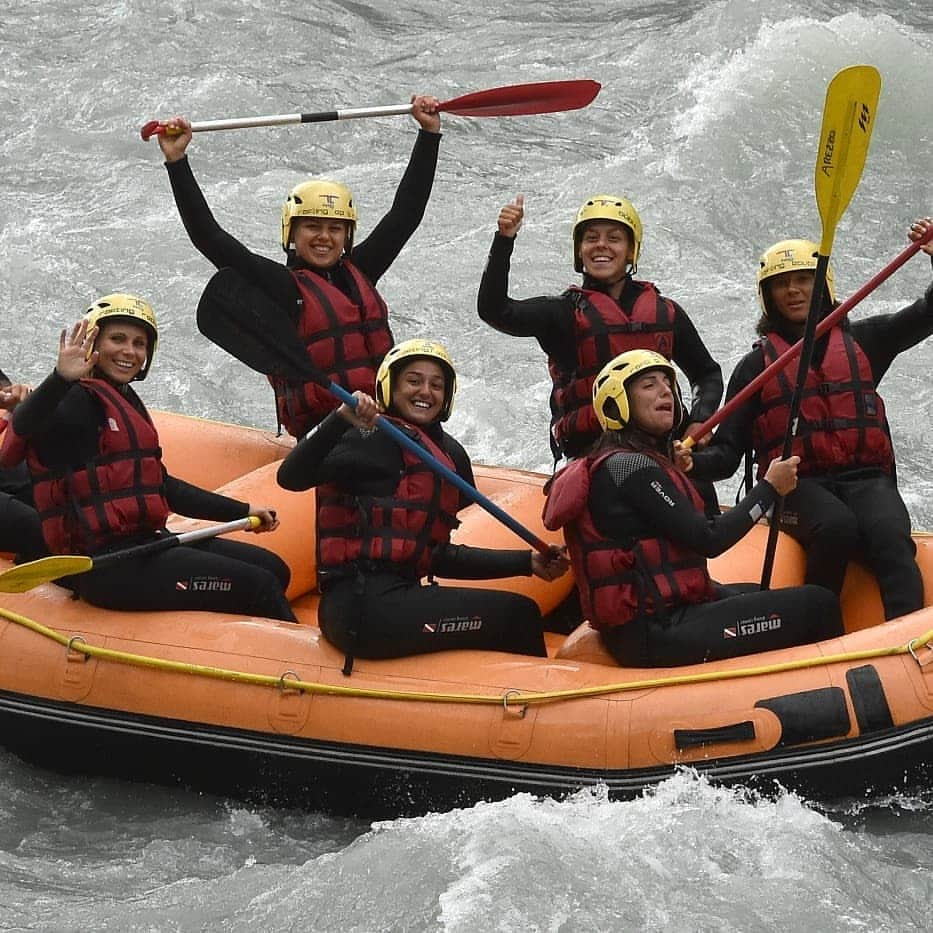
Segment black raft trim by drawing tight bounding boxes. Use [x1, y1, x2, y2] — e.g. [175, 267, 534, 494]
[846, 664, 894, 733]
[755, 686, 850, 747]
[674, 720, 756, 751]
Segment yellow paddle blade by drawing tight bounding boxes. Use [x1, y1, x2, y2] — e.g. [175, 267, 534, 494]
[0, 555, 94, 593]
[814, 64, 881, 255]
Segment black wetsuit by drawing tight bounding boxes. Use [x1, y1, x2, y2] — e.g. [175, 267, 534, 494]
[691, 275, 933, 620]
[277, 412, 547, 659]
[164, 130, 440, 429]
[477, 233, 723, 457]
[4, 370, 296, 621]
[589, 444, 841, 666]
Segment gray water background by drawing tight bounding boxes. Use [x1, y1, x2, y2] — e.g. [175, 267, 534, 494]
[1, 1, 932, 929]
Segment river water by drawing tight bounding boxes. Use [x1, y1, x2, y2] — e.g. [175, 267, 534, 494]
[1, 0, 932, 929]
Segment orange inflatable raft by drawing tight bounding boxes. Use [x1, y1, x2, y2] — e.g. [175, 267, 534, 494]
[1, 410, 932, 816]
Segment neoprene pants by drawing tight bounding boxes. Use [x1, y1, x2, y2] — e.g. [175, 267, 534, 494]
[319, 571, 547, 659]
[779, 472, 922, 620]
[76, 536, 297, 622]
[601, 582, 842, 667]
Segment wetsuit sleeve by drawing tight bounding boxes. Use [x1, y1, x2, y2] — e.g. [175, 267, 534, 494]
[850, 278, 933, 382]
[7, 370, 74, 436]
[476, 233, 575, 350]
[689, 349, 764, 482]
[349, 129, 441, 285]
[164, 156, 298, 312]
[276, 412, 403, 494]
[163, 475, 249, 522]
[1, 371, 100, 468]
[670, 303, 723, 423]
[431, 544, 533, 579]
[592, 451, 777, 557]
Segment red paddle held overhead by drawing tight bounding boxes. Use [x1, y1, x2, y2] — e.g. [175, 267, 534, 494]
[140, 79, 601, 140]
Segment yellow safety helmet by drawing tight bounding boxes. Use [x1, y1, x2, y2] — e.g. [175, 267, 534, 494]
[592, 348, 680, 432]
[756, 239, 836, 313]
[83, 293, 158, 381]
[376, 339, 457, 422]
[572, 194, 643, 273]
[281, 179, 357, 253]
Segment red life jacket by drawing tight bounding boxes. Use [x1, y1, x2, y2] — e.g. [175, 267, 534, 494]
[28, 379, 170, 555]
[316, 420, 462, 580]
[549, 282, 675, 455]
[271, 262, 394, 437]
[543, 448, 714, 629]
[752, 328, 893, 477]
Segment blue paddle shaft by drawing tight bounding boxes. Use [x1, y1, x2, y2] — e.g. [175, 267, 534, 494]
[330, 382, 550, 554]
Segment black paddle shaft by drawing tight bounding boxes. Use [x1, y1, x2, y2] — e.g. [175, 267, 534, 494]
[196, 269, 323, 386]
[759, 253, 832, 590]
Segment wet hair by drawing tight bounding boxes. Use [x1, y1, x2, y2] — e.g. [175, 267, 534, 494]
[589, 423, 671, 458]
[755, 280, 837, 337]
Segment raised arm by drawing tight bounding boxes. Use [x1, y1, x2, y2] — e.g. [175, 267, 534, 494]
[350, 95, 442, 284]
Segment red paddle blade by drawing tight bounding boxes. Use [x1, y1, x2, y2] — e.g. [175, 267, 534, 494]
[439, 79, 600, 117]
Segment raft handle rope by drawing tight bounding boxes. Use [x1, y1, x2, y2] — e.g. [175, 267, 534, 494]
[2, 606, 933, 708]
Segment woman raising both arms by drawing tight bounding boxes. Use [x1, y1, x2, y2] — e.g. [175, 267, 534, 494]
[157, 96, 442, 438]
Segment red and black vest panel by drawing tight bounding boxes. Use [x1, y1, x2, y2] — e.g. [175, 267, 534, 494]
[28, 379, 170, 555]
[549, 282, 675, 454]
[316, 421, 462, 580]
[272, 262, 394, 437]
[0, 410, 27, 468]
[752, 329, 893, 477]
[543, 449, 713, 629]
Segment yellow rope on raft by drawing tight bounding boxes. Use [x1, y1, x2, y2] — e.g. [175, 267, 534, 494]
[1, 605, 931, 708]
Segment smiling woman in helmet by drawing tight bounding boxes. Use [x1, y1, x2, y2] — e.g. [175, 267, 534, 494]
[277, 338, 568, 669]
[155, 94, 443, 439]
[542, 349, 841, 667]
[688, 219, 933, 621]
[477, 193, 723, 476]
[0, 295, 297, 623]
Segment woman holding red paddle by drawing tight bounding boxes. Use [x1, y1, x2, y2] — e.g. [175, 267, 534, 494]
[684, 218, 933, 620]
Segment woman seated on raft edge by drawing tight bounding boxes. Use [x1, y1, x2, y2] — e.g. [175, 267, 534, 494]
[276, 338, 570, 668]
[542, 349, 843, 668]
[0, 294, 297, 623]
[686, 219, 933, 622]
